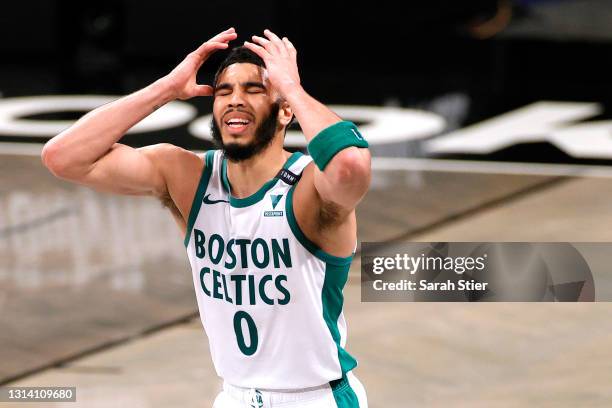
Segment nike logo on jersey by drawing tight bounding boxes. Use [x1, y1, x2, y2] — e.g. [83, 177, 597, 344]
[203, 194, 229, 205]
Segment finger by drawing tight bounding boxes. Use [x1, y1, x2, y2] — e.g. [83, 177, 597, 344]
[251, 35, 272, 50]
[264, 29, 283, 44]
[211, 31, 238, 43]
[243, 41, 270, 60]
[195, 42, 228, 59]
[210, 27, 236, 41]
[194, 41, 229, 57]
[282, 37, 296, 55]
[194, 85, 214, 97]
[194, 32, 236, 55]
[207, 32, 237, 47]
[263, 29, 286, 54]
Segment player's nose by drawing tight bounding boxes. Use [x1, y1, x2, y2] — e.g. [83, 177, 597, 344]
[228, 88, 247, 107]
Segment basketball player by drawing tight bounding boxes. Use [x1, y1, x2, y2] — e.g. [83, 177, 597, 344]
[41, 28, 371, 408]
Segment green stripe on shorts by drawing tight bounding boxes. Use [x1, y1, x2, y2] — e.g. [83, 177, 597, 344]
[330, 375, 360, 408]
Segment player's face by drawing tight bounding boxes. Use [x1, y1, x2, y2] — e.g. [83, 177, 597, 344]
[212, 63, 281, 149]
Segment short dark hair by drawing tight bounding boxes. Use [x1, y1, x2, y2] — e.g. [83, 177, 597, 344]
[213, 46, 264, 88]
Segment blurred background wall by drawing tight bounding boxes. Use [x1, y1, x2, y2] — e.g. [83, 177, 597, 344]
[2, 0, 611, 162]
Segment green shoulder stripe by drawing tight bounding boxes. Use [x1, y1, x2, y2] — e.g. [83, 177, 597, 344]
[184, 150, 215, 247]
[285, 185, 353, 266]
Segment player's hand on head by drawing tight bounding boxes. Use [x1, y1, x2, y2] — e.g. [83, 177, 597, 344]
[244, 29, 301, 97]
[165, 27, 237, 100]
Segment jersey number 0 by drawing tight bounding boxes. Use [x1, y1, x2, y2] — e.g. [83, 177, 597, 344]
[233, 311, 258, 356]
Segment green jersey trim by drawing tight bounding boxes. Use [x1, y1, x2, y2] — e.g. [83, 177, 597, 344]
[221, 151, 303, 208]
[285, 185, 353, 266]
[323, 262, 358, 403]
[184, 150, 215, 247]
[330, 375, 360, 408]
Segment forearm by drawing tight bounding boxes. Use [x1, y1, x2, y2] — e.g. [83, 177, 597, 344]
[42, 78, 175, 175]
[283, 86, 370, 208]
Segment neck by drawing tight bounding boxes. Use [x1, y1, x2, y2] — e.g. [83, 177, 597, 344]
[226, 142, 290, 198]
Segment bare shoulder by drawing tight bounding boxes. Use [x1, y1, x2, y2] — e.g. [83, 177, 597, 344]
[138, 143, 204, 168]
[138, 143, 207, 185]
[139, 143, 207, 226]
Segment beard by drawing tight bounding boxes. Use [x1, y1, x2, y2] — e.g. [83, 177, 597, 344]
[211, 102, 281, 162]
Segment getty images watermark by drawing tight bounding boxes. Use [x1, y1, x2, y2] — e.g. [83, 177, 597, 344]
[361, 243, 598, 302]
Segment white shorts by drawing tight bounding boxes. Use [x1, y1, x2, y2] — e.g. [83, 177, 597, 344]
[212, 372, 368, 408]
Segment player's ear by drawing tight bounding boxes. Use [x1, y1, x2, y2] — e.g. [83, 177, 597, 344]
[278, 100, 293, 128]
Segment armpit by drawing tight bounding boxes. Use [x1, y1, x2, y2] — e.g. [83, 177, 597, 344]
[317, 199, 344, 230]
[158, 192, 183, 220]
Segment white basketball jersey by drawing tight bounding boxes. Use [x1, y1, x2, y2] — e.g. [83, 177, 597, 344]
[184, 150, 357, 390]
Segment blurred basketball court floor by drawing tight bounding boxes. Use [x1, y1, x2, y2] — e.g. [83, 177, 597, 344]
[2, 147, 612, 407]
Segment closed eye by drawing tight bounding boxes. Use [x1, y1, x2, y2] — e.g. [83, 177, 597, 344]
[214, 83, 232, 96]
[244, 82, 266, 94]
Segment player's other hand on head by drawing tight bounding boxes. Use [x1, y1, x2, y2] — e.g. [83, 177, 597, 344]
[244, 29, 301, 98]
[164, 27, 238, 100]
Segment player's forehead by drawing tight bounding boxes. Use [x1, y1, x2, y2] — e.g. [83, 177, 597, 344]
[216, 63, 268, 86]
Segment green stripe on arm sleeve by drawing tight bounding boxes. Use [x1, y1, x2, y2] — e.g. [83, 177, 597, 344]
[183, 150, 215, 247]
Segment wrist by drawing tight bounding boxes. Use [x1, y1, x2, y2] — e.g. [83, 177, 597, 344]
[152, 77, 179, 104]
[308, 121, 369, 171]
[279, 82, 305, 101]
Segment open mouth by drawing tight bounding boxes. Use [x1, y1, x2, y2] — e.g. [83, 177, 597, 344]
[225, 118, 251, 129]
[223, 112, 254, 133]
